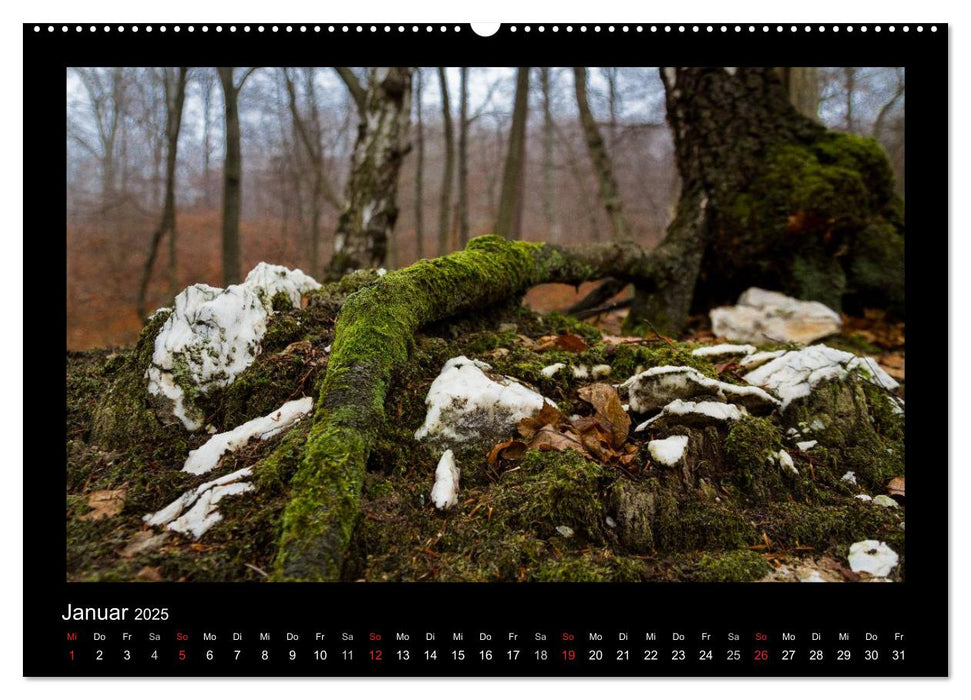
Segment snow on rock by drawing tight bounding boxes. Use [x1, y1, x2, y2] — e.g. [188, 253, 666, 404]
[648, 435, 689, 467]
[739, 349, 786, 370]
[777, 449, 798, 475]
[854, 494, 873, 502]
[841, 471, 858, 485]
[848, 540, 899, 577]
[635, 400, 744, 432]
[415, 356, 555, 445]
[620, 365, 779, 414]
[710, 287, 842, 345]
[147, 263, 320, 430]
[796, 440, 818, 451]
[430, 450, 460, 510]
[143, 467, 254, 539]
[541, 363, 566, 378]
[691, 344, 756, 359]
[742, 344, 899, 410]
[182, 397, 313, 475]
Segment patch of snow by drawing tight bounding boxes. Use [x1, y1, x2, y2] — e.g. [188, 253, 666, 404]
[621, 365, 778, 414]
[415, 357, 554, 445]
[796, 440, 818, 451]
[800, 572, 826, 583]
[541, 363, 566, 378]
[848, 540, 899, 577]
[691, 343, 756, 358]
[430, 450, 460, 510]
[146, 263, 320, 430]
[742, 344, 899, 410]
[809, 418, 826, 432]
[591, 364, 612, 379]
[777, 449, 798, 475]
[635, 399, 744, 432]
[571, 365, 589, 379]
[648, 435, 689, 467]
[556, 525, 575, 538]
[841, 471, 857, 485]
[710, 287, 842, 345]
[182, 397, 313, 475]
[786, 427, 800, 437]
[739, 349, 786, 369]
[143, 467, 254, 539]
[854, 494, 873, 502]
[872, 495, 899, 508]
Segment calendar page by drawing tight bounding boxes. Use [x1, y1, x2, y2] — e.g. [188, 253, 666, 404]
[26, 21, 947, 677]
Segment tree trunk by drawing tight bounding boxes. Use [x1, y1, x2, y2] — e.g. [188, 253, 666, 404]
[201, 70, 214, 208]
[436, 67, 454, 256]
[414, 69, 425, 261]
[218, 67, 244, 286]
[574, 66, 630, 242]
[778, 67, 820, 121]
[136, 67, 188, 321]
[457, 66, 470, 246]
[329, 67, 413, 278]
[540, 67, 557, 239]
[495, 67, 530, 240]
[627, 67, 903, 333]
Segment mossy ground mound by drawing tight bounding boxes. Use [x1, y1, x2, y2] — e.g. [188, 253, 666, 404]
[66, 292, 905, 583]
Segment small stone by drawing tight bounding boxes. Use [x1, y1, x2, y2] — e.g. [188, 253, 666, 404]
[796, 440, 818, 451]
[541, 363, 565, 378]
[777, 450, 798, 475]
[555, 525, 575, 538]
[841, 471, 857, 485]
[605, 517, 617, 529]
[498, 322, 518, 333]
[591, 364, 612, 379]
[872, 495, 899, 508]
[430, 450, 460, 510]
[854, 494, 873, 502]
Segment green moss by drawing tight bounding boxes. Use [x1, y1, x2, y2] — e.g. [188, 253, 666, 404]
[270, 290, 294, 312]
[653, 493, 760, 552]
[758, 502, 903, 553]
[531, 552, 647, 582]
[723, 417, 788, 504]
[694, 549, 770, 582]
[715, 133, 903, 312]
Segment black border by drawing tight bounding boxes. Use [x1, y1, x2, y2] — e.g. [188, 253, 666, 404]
[26, 22, 948, 677]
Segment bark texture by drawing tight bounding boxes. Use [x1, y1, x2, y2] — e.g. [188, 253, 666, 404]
[495, 67, 530, 240]
[329, 67, 413, 278]
[629, 67, 904, 333]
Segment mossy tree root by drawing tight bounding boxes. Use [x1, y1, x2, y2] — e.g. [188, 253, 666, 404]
[273, 234, 661, 581]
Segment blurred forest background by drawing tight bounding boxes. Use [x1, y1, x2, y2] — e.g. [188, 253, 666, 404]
[66, 66, 905, 350]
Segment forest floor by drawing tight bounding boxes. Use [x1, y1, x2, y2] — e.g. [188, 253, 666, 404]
[66, 283, 906, 583]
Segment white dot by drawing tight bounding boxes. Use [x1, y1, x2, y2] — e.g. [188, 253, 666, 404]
[918, 26, 924, 32]
[525, 25, 532, 32]
[903, 26, 909, 32]
[932, 25, 938, 32]
[132, 26, 138, 32]
[145, 26, 152, 32]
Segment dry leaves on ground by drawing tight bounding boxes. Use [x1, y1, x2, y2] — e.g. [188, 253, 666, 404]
[79, 488, 126, 521]
[887, 476, 905, 499]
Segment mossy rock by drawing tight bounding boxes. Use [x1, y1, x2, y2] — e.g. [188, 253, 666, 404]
[693, 549, 770, 582]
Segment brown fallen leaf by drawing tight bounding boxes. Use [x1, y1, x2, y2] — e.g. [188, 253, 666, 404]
[120, 530, 169, 558]
[529, 426, 591, 457]
[136, 566, 163, 582]
[577, 383, 631, 447]
[486, 347, 510, 359]
[535, 333, 588, 353]
[518, 403, 564, 439]
[487, 437, 527, 465]
[887, 476, 905, 498]
[79, 488, 126, 521]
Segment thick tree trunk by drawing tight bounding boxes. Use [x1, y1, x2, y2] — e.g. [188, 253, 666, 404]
[136, 67, 188, 321]
[574, 66, 630, 242]
[275, 234, 660, 581]
[778, 67, 820, 121]
[540, 67, 557, 238]
[626, 67, 903, 333]
[495, 67, 530, 240]
[436, 67, 454, 256]
[329, 67, 413, 278]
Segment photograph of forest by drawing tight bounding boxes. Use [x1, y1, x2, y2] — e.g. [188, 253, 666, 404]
[66, 66, 906, 583]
